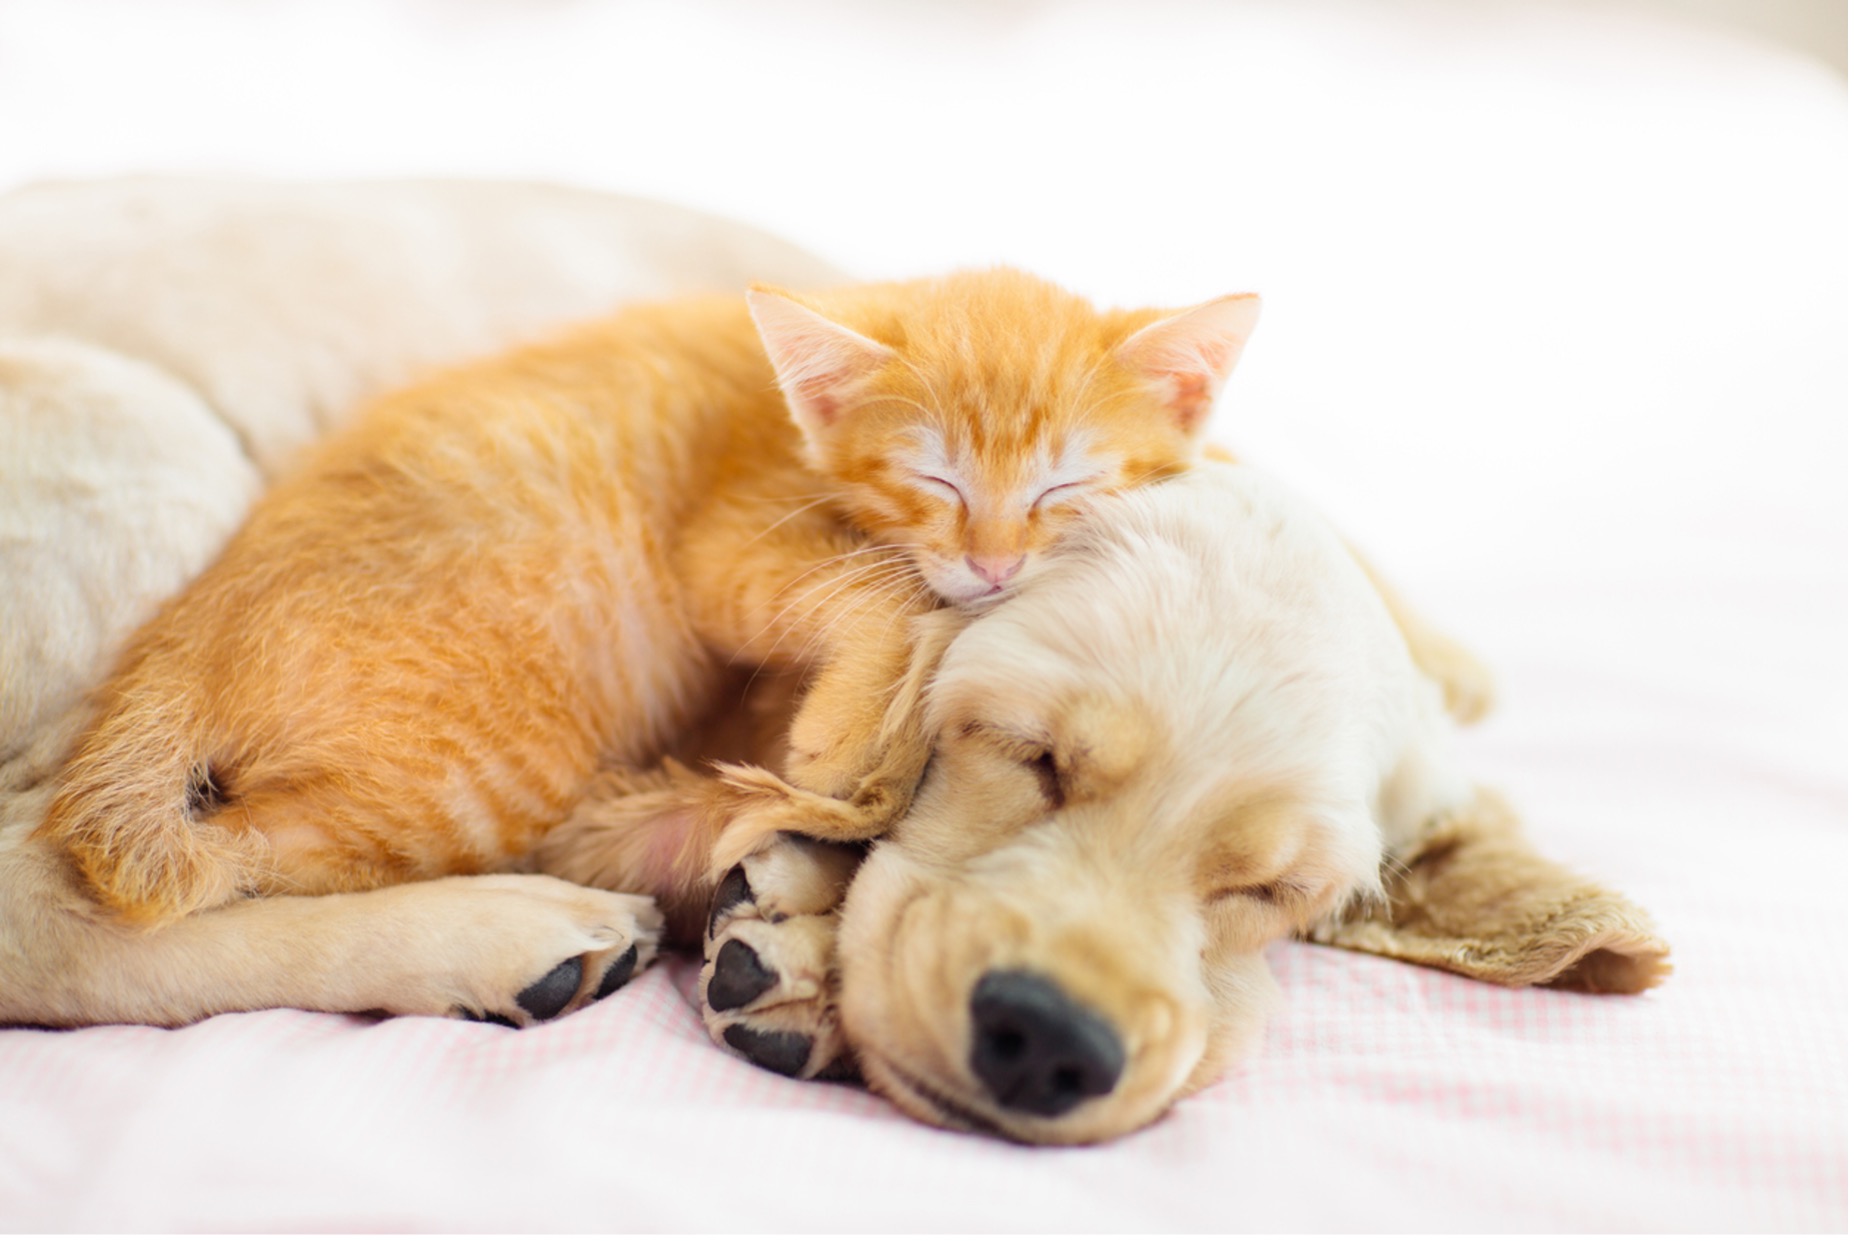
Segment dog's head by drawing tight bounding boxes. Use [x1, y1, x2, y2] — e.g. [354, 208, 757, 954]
[684, 465, 1670, 1143]
[833, 468, 1418, 1143]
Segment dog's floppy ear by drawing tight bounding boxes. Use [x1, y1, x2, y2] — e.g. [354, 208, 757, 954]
[1310, 788, 1671, 993]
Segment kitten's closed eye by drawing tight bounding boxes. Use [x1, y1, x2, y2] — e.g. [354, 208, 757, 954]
[1031, 478, 1100, 510]
[915, 473, 966, 504]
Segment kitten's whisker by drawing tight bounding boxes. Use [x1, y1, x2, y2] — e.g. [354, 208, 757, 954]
[744, 544, 912, 624]
[769, 562, 925, 667]
[1117, 461, 1186, 491]
[789, 564, 923, 644]
[738, 496, 836, 548]
[731, 553, 916, 665]
[721, 490, 842, 505]
[779, 543, 911, 580]
[760, 551, 913, 626]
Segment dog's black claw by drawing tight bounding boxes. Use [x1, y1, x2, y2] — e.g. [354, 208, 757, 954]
[516, 958, 583, 1022]
[723, 1023, 813, 1078]
[593, 944, 641, 1001]
[707, 939, 778, 1012]
[708, 864, 754, 939]
[462, 1009, 521, 1029]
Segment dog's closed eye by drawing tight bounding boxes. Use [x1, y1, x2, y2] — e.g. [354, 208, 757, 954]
[1206, 876, 1317, 907]
[1024, 749, 1064, 809]
[1209, 881, 1284, 905]
[958, 719, 1067, 809]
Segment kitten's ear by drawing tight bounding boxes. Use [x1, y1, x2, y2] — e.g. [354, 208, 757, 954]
[747, 286, 896, 445]
[1116, 293, 1262, 436]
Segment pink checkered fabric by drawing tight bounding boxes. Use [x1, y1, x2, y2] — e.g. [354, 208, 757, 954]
[0, 778, 1842, 1233]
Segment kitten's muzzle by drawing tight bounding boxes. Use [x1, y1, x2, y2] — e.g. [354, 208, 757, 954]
[968, 969, 1125, 1117]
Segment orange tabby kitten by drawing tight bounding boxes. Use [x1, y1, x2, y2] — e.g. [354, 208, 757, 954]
[39, 269, 1261, 927]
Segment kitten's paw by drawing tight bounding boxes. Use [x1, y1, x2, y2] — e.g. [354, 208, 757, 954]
[386, 874, 661, 1027]
[700, 834, 863, 1078]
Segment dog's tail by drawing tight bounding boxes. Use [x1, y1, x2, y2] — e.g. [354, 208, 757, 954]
[35, 676, 265, 927]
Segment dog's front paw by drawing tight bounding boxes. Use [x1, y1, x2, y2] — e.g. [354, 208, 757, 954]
[700, 834, 863, 1079]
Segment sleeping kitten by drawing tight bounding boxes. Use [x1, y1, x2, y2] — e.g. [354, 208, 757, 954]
[38, 269, 1260, 928]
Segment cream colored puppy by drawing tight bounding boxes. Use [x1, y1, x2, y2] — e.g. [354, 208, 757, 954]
[693, 463, 1667, 1144]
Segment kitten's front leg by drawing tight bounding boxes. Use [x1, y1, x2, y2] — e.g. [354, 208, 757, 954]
[675, 497, 959, 857]
[705, 608, 965, 873]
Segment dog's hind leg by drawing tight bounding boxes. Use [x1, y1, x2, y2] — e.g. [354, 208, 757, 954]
[0, 788, 660, 1029]
[1345, 543, 1497, 725]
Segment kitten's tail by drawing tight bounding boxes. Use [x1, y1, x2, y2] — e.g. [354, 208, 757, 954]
[35, 686, 264, 927]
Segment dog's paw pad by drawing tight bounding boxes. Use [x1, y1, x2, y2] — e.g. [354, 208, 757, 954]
[708, 939, 779, 1012]
[709, 864, 754, 938]
[722, 1024, 814, 1077]
[592, 944, 641, 1001]
[460, 1008, 521, 1029]
[516, 957, 584, 1021]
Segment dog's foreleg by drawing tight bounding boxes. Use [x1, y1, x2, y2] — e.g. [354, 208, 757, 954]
[698, 833, 863, 1080]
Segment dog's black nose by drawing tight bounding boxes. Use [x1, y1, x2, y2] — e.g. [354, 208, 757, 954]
[967, 969, 1125, 1118]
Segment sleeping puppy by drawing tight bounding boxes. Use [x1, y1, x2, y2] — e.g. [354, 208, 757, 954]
[635, 461, 1670, 1145]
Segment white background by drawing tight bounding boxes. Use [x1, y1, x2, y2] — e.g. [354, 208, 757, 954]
[0, 0, 1843, 1230]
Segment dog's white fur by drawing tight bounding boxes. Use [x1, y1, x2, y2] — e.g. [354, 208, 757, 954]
[0, 177, 842, 1025]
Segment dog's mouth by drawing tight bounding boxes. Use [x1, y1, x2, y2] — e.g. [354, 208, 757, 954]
[859, 1051, 1009, 1140]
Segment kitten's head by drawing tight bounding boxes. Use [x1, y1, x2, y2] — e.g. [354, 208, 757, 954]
[748, 268, 1260, 607]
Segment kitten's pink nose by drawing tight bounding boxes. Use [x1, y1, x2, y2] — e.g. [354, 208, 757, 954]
[966, 554, 1025, 588]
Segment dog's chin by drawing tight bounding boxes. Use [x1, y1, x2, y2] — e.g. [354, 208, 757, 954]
[859, 1048, 1174, 1147]
[858, 1051, 1009, 1140]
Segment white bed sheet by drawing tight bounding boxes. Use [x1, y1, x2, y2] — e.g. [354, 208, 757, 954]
[0, 0, 1842, 1231]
